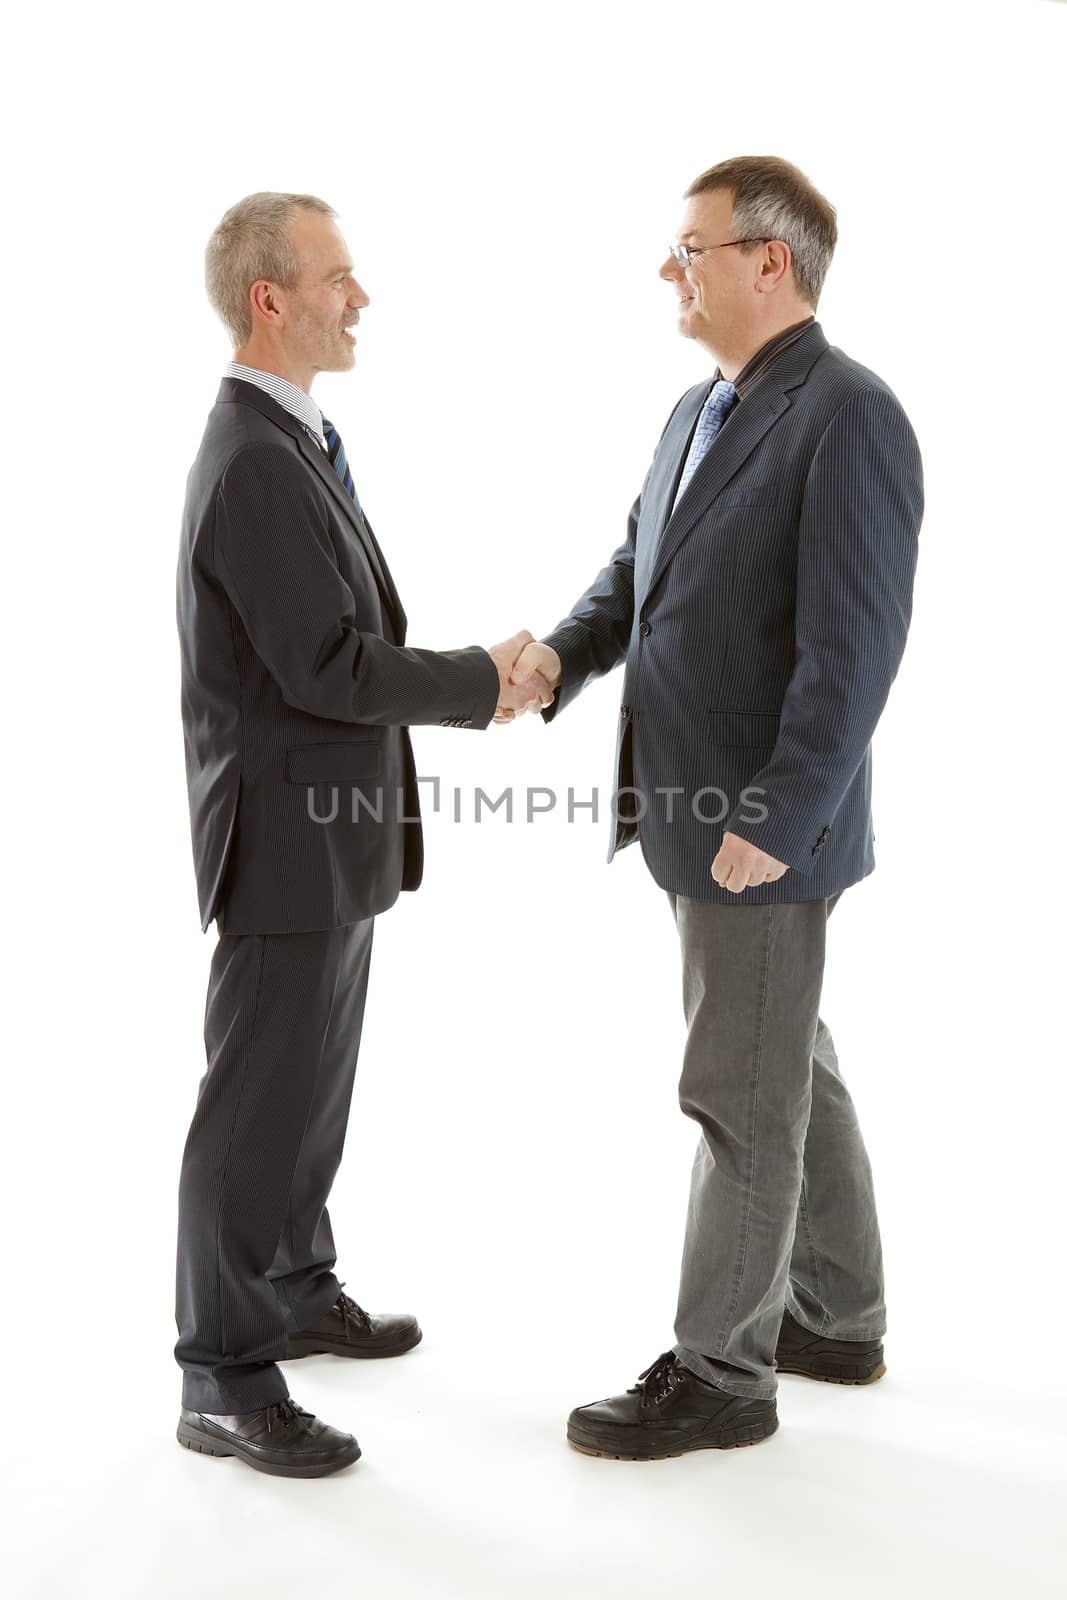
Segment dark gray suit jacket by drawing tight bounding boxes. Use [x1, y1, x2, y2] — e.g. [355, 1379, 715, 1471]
[176, 377, 499, 934]
[542, 321, 924, 902]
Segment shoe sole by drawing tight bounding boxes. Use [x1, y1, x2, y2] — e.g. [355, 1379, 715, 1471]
[566, 1413, 779, 1461]
[774, 1355, 887, 1385]
[283, 1326, 423, 1361]
[176, 1418, 361, 1478]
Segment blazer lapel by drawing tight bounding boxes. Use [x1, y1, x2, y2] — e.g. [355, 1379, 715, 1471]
[633, 385, 706, 611]
[217, 377, 405, 639]
[640, 322, 829, 608]
[294, 428, 405, 636]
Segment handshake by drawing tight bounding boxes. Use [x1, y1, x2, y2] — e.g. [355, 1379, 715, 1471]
[489, 631, 563, 725]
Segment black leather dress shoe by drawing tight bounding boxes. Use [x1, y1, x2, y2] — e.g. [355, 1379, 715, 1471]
[774, 1307, 886, 1384]
[567, 1351, 779, 1460]
[176, 1398, 360, 1478]
[283, 1283, 423, 1361]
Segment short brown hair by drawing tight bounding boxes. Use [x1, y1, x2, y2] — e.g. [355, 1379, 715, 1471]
[205, 191, 337, 347]
[685, 157, 837, 310]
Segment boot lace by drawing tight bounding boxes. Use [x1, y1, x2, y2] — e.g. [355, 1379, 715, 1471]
[633, 1351, 687, 1408]
[265, 1398, 316, 1435]
[335, 1281, 373, 1337]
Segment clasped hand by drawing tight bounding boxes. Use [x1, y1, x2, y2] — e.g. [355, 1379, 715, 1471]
[489, 633, 562, 721]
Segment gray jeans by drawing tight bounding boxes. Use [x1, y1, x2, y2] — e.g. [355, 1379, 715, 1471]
[666, 890, 887, 1399]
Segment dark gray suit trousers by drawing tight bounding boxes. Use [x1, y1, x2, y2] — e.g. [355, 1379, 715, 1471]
[174, 918, 374, 1414]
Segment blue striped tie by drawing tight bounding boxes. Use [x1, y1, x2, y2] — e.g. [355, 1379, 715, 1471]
[673, 379, 738, 510]
[321, 416, 363, 514]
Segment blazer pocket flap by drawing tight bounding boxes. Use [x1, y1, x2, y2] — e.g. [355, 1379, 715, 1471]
[707, 710, 781, 747]
[716, 485, 780, 509]
[286, 741, 381, 781]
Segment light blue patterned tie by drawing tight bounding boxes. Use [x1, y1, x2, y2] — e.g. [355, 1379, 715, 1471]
[321, 415, 363, 514]
[673, 379, 738, 510]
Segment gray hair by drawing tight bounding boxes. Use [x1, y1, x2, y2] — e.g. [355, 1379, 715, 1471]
[205, 191, 337, 347]
[684, 156, 837, 310]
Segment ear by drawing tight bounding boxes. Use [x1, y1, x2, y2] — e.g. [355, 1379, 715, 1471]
[762, 239, 793, 288]
[249, 278, 286, 329]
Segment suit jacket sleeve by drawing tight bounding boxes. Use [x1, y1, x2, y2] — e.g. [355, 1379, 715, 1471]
[720, 386, 924, 874]
[213, 444, 500, 728]
[537, 489, 639, 722]
[538, 396, 686, 722]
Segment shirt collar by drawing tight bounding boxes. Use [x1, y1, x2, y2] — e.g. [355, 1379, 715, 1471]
[224, 362, 327, 448]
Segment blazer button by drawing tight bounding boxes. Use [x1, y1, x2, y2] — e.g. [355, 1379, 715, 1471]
[620, 704, 631, 719]
[461, 719, 473, 728]
[639, 621, 652, 637]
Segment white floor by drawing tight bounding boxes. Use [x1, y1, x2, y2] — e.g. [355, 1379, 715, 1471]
[12, 852, 1067, 1597]
[13, 1309, 1066, 1600]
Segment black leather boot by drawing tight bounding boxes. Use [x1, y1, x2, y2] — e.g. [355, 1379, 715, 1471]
[567, 1351, 779, 1460]
[283, 1284, 422, 1361]
[177, 1397, 361, 1477]
[774, 1307, 886, 1384]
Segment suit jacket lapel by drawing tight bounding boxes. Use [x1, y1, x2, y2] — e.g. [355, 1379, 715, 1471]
[633, 386, 706, 610]
[293, 428, 406, 637]
[217, 378, 406, 640]
[640, 322, 829, 609]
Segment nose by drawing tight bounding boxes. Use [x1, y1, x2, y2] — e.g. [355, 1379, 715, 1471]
[350, 277, 370, 309]
[659, 254, 682, 282]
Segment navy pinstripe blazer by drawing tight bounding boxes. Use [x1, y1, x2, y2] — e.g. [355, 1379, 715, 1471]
[176, 377, 499, 935]
[541, 321, 924, 903]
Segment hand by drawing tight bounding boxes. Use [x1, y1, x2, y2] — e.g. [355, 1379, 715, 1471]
[489, 631, 556, 718]
[493, 641, 562, 724]
[711, 830, 790, 893]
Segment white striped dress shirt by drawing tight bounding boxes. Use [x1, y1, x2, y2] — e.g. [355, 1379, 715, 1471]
[224, 362, 328, 452]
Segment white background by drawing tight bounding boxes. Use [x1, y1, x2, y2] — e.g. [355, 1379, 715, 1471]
[5, 1, 1067, 1595]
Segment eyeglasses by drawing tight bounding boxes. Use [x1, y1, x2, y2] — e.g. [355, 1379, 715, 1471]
[668, 239, 771, 266]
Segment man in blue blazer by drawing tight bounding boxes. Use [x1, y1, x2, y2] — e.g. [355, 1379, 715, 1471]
[507, 156, 924, 1459]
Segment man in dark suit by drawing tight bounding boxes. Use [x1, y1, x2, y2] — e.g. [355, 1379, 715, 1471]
[174, 191, 551, 1478]
[506, 156, 924, 1460]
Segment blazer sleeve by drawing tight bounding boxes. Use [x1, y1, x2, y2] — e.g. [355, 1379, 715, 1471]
[537, 491, 640, 722]
[538, 395, 686, 722]
[720, 385, 924, 873]
[213, 444, 500, 729]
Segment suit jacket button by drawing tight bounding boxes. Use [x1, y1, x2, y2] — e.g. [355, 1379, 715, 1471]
[620, 704, 631, 719]
[639, 621, 652, 637]
[461, 719, 472, 728]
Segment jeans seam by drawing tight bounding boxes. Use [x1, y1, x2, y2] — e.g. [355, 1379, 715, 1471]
[675, 1346, 777, 1398]
[795, 1175, 827, 1334]
[715, 902, 774, 1359]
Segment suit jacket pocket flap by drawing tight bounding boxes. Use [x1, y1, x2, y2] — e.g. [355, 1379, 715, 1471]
[716, 484, 780, 509]
[286, 741, 381, 781]
[706, 710, 781, 747]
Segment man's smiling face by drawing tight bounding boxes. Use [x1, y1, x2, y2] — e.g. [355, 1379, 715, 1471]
[285, 212, 370, 378]
[659, 188, 759, 355]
